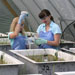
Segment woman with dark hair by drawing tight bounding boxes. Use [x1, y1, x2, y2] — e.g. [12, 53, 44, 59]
[34, 9, 61, 49]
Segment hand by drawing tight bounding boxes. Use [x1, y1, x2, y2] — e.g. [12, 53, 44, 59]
[34, 38, 47, 45]
[18, 11, 29, 24]
[21, 11, 29, 16]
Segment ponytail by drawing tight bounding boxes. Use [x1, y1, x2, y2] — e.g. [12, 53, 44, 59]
[51, 16, 55, 22]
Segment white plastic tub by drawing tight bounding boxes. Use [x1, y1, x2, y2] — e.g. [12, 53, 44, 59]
[10, 49, 75, 75]
[55, 71, 75, 75]
[0, 51, 24, 75]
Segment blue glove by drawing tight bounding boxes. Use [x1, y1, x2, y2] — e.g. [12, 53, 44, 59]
[34, 38, 47, 45]
[18, 11, 29, 25]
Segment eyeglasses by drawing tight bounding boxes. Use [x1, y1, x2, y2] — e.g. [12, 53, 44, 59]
[40, 16, 48, 20]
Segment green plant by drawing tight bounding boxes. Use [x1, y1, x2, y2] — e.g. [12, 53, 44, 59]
[0, 53, 6, 64]
[54, 51, 58, 61]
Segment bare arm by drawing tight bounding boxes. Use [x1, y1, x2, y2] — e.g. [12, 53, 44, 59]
[47, 34, 61, 46]
[9, 24, 21, 39]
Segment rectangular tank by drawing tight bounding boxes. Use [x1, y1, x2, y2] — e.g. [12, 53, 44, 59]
[0, 51, 24, 75]
[10, 49, 75, 75]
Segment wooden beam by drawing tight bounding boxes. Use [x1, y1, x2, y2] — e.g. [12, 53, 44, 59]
[2, 0, 18, 17]
[2, 0, 30, 31]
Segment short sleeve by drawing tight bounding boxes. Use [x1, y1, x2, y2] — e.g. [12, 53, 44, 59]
[8, 32, 13, 39]
[52, 24, 62, 34]
[8, 32, 14, 46]
[36, 25, 41, 33]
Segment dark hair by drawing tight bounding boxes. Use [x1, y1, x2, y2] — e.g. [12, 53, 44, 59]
[39, 9, 54, 22]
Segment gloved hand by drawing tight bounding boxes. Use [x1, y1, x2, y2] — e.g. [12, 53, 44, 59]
[18, 11, 29, 25]
[34, 38, 47, 45]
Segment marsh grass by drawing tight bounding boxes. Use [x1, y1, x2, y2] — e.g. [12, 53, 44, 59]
[27, 54, 64, 62]
[0, 42, 10, 45]
[0, 53, 7, 64]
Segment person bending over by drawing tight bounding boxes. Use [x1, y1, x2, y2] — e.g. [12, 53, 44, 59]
[34, 9, 61, 49]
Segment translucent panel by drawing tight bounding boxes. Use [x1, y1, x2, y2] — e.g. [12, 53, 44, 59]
[61, 21, 75, 42]
[12, 0, 75, 32]
[1, 0, 75, 33]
